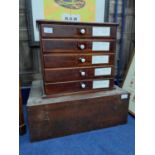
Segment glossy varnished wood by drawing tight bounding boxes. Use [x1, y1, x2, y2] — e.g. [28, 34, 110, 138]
[37, 20, 118, 26]
[43, 53, 115, 68]
[27, 22, 128, 142]
[44, 78, 114, 95]
[42, 39, 116, 53]
[41, 24, 117, 39]
[37, 20, 118, 97]
[44, 66, 114, 83]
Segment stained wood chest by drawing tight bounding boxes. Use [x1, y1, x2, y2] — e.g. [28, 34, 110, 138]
[27, 81, 129, 141]
[27, 21, 129, 141]
[37, 20, 118, 97]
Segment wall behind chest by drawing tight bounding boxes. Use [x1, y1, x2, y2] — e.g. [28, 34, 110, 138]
[19, 0, 41, 88]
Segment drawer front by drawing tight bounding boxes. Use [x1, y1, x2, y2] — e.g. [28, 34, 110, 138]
[41, 24, 117, 39]
[43, 54, 115, 68]
[42, 39, 115, 53]
[44, 79, 114, 95]
[44, 66, 114, 83]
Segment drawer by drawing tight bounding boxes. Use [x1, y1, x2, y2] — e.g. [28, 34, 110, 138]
[41, 24, 117, 39]
[42, 39, 116, 53]
[44, 79, 114, 95]
[44, 66, 114, 83]
[43, 53, 115, 68]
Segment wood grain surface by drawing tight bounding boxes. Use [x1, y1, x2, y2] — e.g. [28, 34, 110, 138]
[27, 81, 129, 141]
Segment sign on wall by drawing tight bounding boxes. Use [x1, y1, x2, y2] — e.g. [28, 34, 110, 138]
[44, 0, 96, 22]
[26, 0, 109, 45]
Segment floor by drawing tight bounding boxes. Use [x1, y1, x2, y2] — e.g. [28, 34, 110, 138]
[20, 89, 135, 155]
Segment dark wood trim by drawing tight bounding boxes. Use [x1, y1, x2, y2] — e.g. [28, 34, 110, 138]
[37, 20, 119, 26]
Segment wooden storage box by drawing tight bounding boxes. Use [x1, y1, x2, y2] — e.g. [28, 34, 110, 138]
[37, 21, 118, 97]
[27, 81, 129, 141]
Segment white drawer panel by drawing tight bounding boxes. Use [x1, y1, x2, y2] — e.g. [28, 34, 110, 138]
[93, 80, 110, 89]
[92, 55, 109, 64]
[92, 27, 111, 37]
[92, 42, 110, 51]
[95, 67, 112, 76]
[44, 27, 53, 33]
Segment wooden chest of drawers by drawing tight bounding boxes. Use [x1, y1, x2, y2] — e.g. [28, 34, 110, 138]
[27, 21, 130, 142]
[37, 20, 118, 97]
